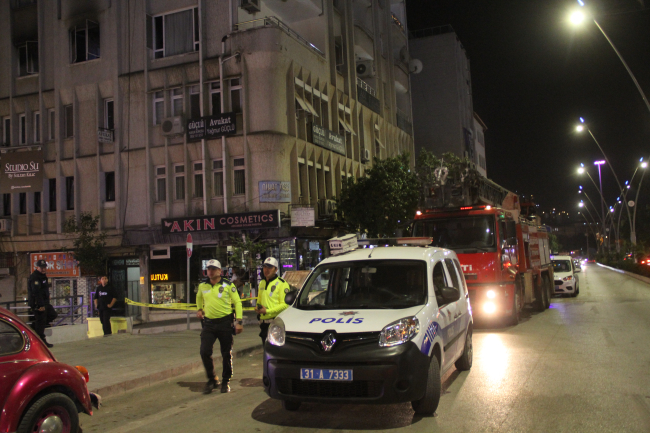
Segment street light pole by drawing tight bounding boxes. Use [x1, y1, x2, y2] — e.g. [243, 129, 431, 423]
[631, 163, 648, 245]
[594, 160, 606, 231]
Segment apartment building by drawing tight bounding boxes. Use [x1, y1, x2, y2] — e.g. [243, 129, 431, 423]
[0, 0, 414, 320]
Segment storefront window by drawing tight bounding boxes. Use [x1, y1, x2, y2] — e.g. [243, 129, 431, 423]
[151, 282, 186, 304]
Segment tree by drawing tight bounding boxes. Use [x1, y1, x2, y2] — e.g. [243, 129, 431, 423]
[63, 212, 108, 276]
[229, 233, 270, 272]
[338, 154, 419, 237]
[549, 233, 562, 253]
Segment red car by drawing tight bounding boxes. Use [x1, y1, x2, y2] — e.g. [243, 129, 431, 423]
[0, 307, 94, 433]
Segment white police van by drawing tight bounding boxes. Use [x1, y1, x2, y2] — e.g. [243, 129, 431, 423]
[263, 238, 473, 415]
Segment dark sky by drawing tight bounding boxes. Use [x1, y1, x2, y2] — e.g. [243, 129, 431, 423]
[406, 0, 650, 215]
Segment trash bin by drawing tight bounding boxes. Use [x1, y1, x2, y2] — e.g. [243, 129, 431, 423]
[87, 318, 103, 338]
[110, 317, 128, 334]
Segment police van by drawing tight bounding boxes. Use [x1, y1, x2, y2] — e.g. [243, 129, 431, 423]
[263, 238, 473, 415]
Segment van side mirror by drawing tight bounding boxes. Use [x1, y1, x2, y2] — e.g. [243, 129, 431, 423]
[284, 289, 299, 305]
[574, 267, 581, 273]
[441, 287, 460, 304]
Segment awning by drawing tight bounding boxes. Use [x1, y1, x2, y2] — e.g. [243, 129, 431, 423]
[295, 94, 309, 112]
[338, 118, 356, 135]
[303, 98, 319, 117]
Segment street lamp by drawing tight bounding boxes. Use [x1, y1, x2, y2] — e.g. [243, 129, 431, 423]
[631, 158, 648, 245]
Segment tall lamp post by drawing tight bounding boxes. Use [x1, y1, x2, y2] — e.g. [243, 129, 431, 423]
[631, 159, 648, 245]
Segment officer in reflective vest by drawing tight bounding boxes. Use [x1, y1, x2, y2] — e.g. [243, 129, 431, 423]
[196, 259, 243, 394]
[255, 257, 290, 344]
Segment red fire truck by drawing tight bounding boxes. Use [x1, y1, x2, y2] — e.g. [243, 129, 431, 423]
[412, 171, 554, 325]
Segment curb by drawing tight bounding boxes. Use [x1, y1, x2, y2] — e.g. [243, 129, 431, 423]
[596, 263, 650, 285]
[90, 343, 264, 398]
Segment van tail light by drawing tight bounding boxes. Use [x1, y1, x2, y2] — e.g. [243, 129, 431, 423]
[75, 366, 90, 383]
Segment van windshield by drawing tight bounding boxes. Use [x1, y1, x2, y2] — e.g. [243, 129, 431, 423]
[412, 215, 496, 252]
[552, 260, 572, 273]
[297, 260, 427, 310]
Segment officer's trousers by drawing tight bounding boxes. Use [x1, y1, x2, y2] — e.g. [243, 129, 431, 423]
[200, 315, 234, 381]
[33, 309, 47, 340]
[99, 309, 112, 335]
[259, 322, 270, 345]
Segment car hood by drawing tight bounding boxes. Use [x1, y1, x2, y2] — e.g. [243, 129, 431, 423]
[279, 305, 423, 334]
[555, 271, 573, 278]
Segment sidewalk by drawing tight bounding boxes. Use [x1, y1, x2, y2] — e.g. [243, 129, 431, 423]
[51, 329, 263, 398]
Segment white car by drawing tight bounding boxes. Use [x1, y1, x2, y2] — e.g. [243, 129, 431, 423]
[552, 255, 580, 297]
[263, 244, 473, 415]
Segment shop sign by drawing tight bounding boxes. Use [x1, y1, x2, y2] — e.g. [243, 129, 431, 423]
[186, 113, 237, 142]
[151, 273, 169, 281]
[30, 252, 80, 278]
[312, 125, 346, 155]
[162, 210, 280, 234]
[1, 150, 44, 194]
[259, 181, 291, 203]
[291, 207, 315, 227]
[97, 127, 114, 143]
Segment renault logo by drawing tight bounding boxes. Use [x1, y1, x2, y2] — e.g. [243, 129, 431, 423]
[321, 332, 337, 352]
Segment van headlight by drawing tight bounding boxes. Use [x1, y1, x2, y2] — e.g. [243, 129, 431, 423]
[267, 318, 286, 346]
[379, 317, 419, 347]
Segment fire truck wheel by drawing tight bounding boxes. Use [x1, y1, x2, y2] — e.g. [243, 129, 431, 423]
[534, 277, 547, 312]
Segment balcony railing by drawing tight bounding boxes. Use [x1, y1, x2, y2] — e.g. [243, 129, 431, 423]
[235, 16, 325, 58]
[391, 13, 405, 34]
[356, 77, 376, 97]
[396, 108, 412, 133]
[409, 24, 455, 40]
[11, 0, 36, 9]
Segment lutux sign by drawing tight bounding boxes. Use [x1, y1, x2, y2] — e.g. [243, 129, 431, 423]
[0, 150, 44, 194]
[186, 113, 237, 142]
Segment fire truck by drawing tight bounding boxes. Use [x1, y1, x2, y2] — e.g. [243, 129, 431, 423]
[412, 168, 554, 325]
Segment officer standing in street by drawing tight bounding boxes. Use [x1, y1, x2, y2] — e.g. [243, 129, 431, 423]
[28, 259, 53, 348]
[255, 257, 290, 345]
[94, 275, 117, 336]
[196, 259, 243, 394]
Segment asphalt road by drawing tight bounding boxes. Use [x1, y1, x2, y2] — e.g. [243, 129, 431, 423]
[78, 264, 650, 433]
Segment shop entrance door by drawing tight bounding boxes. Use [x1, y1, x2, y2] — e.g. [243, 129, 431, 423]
[108, 258, 140, 317]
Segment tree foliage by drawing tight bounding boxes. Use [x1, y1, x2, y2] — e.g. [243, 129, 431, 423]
[229, 233, 270, 270]
[63, 212, 108, 276]
[338, 154, 419, 237]
[415, 149, 474, 187]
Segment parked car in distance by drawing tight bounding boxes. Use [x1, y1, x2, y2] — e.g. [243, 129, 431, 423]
[551, 255, 580, 297]
[0, 307, 94, 433]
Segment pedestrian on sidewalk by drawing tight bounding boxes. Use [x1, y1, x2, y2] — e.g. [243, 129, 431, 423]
[94, 275, 117, 336]
[255, 257, 290, 345]
[197, 259, 243, 394]
[28, 259, 54, 348]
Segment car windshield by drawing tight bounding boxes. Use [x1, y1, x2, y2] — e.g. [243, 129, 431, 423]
[297, 260, 427, 310]
[552, 260, 572, 272]
[412, 216, 496, 251]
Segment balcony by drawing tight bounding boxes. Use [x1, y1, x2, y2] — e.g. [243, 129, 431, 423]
[396, 108, 412, 134]
[235, 16, 325, 58]
[357, 78, 380, 114]
[11, 0, 36, 9]
[391, 13, 405, 34]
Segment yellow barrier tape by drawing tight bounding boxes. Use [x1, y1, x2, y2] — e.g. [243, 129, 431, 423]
[125, 298, 258, 312]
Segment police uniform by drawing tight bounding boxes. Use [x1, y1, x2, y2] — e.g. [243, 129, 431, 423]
[197, 271, 242, 390]
[28, 264, 51, 345]
[257, 272, 291, 344]
[95, 283, 117, 335]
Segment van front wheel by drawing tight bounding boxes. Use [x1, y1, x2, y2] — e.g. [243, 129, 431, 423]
[411, 356, 441, 415]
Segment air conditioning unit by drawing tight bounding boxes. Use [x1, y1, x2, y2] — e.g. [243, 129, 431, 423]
[161, 116, 184, 136]
[0, 219, 12, 232]
[241, 0, 261, 13]
[318, 199, 337, 217]
[356, 61, 376, 78]
[361, 148, 371, 163]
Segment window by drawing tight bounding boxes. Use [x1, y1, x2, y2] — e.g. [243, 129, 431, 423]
[105, 172, 115, 202]
[298, 163, 305, 197]
[432, 261, 449, 305]
[104, 99, 114, 129]
[48, 109, 55, 141]
[210, 82, 221, 115]
[233, 158, 245, 196]
[444, 259, 461, 292]
[171, 88, 183, 117]
[64, 105, 73, 138]
[230, 79, 242, 113]
[19, 193, 26, 215]
[152, 8, 199, 59]
[65, 176, 74, 210]
[193, 162, 203, 198]
[70, 20, 100, 63]
[48, 179, 56, 211]
[3, 117, 10, 146]
[174, 164, 185, 201]
[155, 166, 166, 202]
[335, 39, 345, 74]
[189, 85, 201, 118]
[2, 194, 10, 216]
[18, 41, 38, 76]
[153, 91, 164, 125]
[34, 192, 41, 214]
[19, 114, 26, 145]
[0, 320, 24, 356]
[212, 160, 223, 197]
[33, 112, 40, 143]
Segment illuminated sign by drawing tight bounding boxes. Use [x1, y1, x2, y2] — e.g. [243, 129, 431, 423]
[151, 274, 169, 281]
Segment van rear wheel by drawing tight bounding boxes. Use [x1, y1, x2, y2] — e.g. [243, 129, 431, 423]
[411, 356, 441, 415]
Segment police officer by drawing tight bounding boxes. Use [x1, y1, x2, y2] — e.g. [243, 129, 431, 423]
[28, 259, 53, 348]
[94, 275, 117, 336]
[196, 259, 243, 394]
[255, 257, 290, 345]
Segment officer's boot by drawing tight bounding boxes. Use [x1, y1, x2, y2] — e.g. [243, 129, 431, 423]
[221, 380, 230, 393]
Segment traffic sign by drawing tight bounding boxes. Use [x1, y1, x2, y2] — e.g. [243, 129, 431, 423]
[187, 234, 193, 258]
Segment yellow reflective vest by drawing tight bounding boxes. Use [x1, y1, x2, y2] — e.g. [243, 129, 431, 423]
[257, 276, 290, 320]
[196, 278, 242, 320]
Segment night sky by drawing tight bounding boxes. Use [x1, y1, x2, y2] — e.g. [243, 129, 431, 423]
[406, 0, 650, 216]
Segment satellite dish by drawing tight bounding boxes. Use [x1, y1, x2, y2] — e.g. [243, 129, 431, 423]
[628, 200, 635, 207]
[409, 59, 423, 74]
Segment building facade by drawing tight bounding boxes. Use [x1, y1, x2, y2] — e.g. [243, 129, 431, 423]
[0, 0, 414, 321]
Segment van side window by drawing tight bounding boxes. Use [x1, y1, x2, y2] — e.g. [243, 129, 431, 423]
[452, 259, 468, 295]
[433, 261, 449, 306]
[444, 259, 461, 292]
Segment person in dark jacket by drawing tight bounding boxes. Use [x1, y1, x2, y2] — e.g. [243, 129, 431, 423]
[94, 275, 117, 336]
[28, 259, 53, 348]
